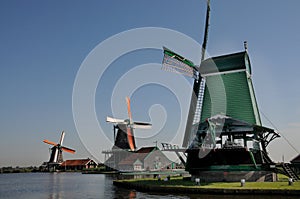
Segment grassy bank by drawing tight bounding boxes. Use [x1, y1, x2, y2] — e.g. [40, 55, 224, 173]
[116, 176, 300, 190]
[113, 174, 300, 195]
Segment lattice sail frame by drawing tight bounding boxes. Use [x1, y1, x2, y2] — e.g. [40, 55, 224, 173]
[162, 47, 199, 80]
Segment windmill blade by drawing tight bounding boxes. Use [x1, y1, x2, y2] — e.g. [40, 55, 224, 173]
[52, 147, 59, 163]
[61, 146, 76, 154]
[43, 139, 58, 146]
[126, 96, 133, 124]
[133, 122, 152, 129]
[132, 124, 152, 129]
[59, 131, 65, 145]
[106, 116, 127, 124]
[162, 46, 199, 80]
[126, 127, 136, 151]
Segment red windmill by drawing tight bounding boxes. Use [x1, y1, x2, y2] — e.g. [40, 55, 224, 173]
[106, 97, 152, 151]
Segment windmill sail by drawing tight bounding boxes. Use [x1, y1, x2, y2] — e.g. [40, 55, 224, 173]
[61, 146, 76, 154]
[125, 96, 136, 151]
[126, 127, 136, 151]
[162, 47, 199, 79]
[132, 122, 152, 129]
[43, 139, 58, 146]
[106, 116, 127, 124]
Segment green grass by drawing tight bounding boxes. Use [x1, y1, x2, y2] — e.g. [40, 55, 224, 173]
[117, 175, 300, 190]
[202, 181, 300, 190]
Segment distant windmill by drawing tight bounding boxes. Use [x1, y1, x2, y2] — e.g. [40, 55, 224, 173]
[106, 97, 152, 151]
[43, 131, 76, 167]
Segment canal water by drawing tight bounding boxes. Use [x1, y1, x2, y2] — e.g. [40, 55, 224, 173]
[0, 173, 297, 199]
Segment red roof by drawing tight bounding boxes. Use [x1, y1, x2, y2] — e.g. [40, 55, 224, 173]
[118, 147, 157, 165]
[60, 158, 95, 166]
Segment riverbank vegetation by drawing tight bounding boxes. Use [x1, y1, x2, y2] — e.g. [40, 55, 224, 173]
[0, 165, 106, 173]
[0, 166, 40, 173]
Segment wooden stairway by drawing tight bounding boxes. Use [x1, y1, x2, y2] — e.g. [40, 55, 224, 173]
[282, 163, 299, 181]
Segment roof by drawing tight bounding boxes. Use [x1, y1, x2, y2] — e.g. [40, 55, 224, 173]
[60, 158, 95, 166]
[118, 147, 157, 165]
[199, 51, 251, 75]
[137, 146, 157, 153]
[196, 114, 277, 135]
[291, 154, 300, 163]
[189, 114, 280, 150]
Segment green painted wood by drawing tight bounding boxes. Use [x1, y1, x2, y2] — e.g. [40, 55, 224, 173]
[199, 51, 261, 125]
[199, 51, 251, 74]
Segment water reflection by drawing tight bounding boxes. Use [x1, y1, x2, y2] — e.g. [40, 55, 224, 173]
[0, 173, 299, 199]
[47, 172, 62, 199]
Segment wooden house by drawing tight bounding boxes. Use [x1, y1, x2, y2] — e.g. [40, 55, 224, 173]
[118, 147, 173, 172]
[60, 158, 97, 171]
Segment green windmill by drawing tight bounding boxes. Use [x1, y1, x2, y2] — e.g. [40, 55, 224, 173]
[160, 0, 293, 182]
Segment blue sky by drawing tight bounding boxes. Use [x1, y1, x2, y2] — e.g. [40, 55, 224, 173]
[1, 0, 300, 167]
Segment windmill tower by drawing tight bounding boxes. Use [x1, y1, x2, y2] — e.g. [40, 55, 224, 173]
[43, 131, 76, 170]
[103, 97, 152, 170]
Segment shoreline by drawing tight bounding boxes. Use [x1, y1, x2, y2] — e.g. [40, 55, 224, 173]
[113, 178, 300, 196]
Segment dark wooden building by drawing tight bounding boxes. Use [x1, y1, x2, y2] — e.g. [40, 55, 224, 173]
[291, 154, 300, 175]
